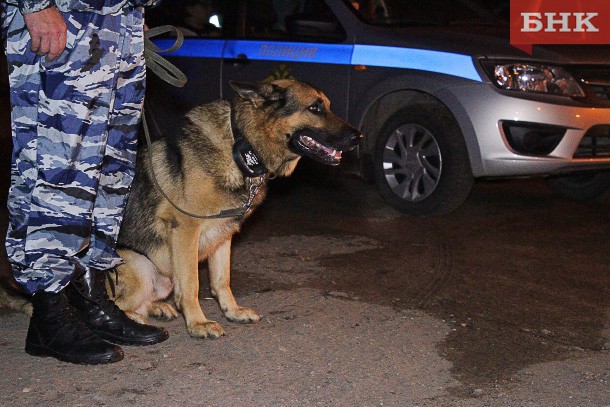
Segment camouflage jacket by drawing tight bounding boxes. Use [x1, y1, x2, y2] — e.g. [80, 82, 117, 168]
[7, 0, 160, 14]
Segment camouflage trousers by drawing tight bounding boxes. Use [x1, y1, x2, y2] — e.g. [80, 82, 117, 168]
[2, 4, 146, 294]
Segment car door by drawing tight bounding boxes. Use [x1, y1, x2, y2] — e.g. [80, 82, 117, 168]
[219, 0, 353, 119]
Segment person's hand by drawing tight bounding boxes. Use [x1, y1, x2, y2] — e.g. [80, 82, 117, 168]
[23, 7, 67, 61]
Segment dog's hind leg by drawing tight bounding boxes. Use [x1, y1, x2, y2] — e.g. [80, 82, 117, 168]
[209, 238, 261, 324]
[171, 225, 225, 339]
[148, 274, 180, 320]
[113, 250, 176, 324]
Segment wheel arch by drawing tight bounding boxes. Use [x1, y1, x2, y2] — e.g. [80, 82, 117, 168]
[349, 77, 484, 177]
[358, 90, 458, 152]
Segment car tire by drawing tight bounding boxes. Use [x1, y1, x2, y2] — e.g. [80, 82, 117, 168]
[546, 171, 610, 202]
[372, 107, 473, 216]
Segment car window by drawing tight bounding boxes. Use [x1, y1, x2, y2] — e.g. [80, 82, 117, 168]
[349, 0, 498, 26]
[148, 0, 346, 42]
[146, 0, 224, 38]
[260, 0, 346, 42]
[230, 0, 346, 42]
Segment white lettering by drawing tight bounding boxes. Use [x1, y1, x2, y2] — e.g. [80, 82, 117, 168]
[521, 11, 601, 33]
[521, 12, 543, 32]
[573, 12, 599, 32]
[543, 12, 571, 32]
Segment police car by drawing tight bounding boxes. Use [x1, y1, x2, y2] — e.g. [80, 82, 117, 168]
[147, 0, 610, 215]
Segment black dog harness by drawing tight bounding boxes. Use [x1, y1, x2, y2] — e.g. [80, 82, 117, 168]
[230, 107, 269, 214]
[231, 109, 268, 178]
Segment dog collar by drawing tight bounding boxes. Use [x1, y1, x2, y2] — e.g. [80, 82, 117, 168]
[231, 107, 268, 177]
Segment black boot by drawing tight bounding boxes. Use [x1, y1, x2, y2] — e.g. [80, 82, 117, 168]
[25, 290, 124, 364]
[67, 268, 169, 346]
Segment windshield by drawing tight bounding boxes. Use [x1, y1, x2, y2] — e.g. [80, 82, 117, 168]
[349, 0, 500, 26]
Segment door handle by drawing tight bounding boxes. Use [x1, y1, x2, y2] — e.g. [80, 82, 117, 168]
[224, 53, 249, 66]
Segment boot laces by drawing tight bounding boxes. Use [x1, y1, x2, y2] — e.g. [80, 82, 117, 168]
[71, 270, 126, 319]
[45, 296, 98, 341]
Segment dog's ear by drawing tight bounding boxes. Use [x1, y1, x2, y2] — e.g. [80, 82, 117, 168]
[230, 81, 285, 108]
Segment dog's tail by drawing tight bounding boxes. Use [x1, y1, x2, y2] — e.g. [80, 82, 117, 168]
[0, 284, 32, 316]
[0, 248, 32, 316]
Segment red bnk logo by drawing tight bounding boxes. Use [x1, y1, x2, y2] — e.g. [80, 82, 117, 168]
[510, 0, 610, 53]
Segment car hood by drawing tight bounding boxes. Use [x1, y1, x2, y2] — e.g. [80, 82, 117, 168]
[357, 24, 610, 64]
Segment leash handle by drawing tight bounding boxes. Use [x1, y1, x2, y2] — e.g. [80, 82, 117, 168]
[144, 25, 188, 88]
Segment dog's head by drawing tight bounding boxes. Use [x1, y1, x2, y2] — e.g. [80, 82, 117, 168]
[230, 79, 362, 176]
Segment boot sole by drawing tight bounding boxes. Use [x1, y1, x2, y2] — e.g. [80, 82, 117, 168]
[94, 329, 169, 346]
[90, 327, 169, 346]
[25, 342, 124, 365]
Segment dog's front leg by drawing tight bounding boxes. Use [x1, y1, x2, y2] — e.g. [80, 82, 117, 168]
[209, 238, 261, 323]
[171, 225, 225, 339]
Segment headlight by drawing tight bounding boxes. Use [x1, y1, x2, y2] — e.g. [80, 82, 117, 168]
[490, 63, 586, 98]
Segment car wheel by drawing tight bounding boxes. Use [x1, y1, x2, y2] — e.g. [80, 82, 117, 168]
[373, 107, 473, 216]
[546, 171, 610, 202]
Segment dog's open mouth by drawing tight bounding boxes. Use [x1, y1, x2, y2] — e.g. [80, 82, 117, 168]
[290, 133, 343, 166]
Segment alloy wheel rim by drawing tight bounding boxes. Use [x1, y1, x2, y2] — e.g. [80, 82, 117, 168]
[381, 123, 442, 202]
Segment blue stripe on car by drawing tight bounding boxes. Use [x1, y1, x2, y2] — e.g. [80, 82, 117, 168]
[154, 39, 226, 58]
[352, 45, 481, 82]
[153, 39, 482, 82]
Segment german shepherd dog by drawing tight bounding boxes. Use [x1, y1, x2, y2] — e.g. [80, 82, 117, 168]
[112, 79, 361, 338]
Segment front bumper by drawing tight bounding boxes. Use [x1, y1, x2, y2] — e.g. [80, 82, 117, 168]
[440, 83, 610, 178]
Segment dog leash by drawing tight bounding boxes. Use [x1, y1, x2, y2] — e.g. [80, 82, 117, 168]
[142, 26, 263, 219]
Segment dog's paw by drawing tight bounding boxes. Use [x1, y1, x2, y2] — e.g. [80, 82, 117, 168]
[224, 306, 261, 324]
[126, 310, 149, 325]
[149, 301, 180, 320]
[187, 321, 225, 339]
